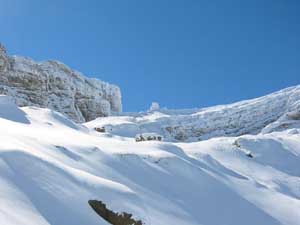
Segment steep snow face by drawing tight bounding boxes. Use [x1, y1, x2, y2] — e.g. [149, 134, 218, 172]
[0, 95, 300, 225]
[86, 86, 300, 142]
[0, 44, 122, 122]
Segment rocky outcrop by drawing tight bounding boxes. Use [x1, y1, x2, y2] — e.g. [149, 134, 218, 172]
[0, 44, 9, 73]
[0, 43, 122, 122]
[88, 200, 144, 225]
[86, 85, 300, 142]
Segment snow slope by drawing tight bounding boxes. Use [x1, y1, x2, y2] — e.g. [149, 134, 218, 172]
[86, 86, 300, 142]
[0, 95, 300, 225]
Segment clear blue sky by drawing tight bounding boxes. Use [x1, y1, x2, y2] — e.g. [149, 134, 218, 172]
[1, 0, 299, 112]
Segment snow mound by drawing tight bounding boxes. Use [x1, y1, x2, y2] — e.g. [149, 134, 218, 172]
[0, 95, 29, 124]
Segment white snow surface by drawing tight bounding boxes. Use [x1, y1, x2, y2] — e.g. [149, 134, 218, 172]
[86, 85, 300, 142]
[0, 91, 300, 225]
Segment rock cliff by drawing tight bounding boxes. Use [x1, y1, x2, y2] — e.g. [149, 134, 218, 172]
[0, 43, 122, 122]
[86, 85, 300, 142]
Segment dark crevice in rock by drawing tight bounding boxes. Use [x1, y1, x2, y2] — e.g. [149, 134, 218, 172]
[88, 200, 144, 225]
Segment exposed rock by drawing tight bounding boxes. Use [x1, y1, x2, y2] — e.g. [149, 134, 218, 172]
[0, 43, 122, 122]
[246, 151, 254, 158]
[287, 111, 300, 120]
[86, 85, 300, 142]
[135, 133, 163, 142]
[233, 139, 241, 148]
[94, 127, 106, 133]
[0, 44, 9, 73]
[149, 102, 160, 111]
[88, 200, 144, 225]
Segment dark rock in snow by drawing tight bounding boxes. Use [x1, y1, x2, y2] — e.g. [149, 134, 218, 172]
[88, 200, 143, 225]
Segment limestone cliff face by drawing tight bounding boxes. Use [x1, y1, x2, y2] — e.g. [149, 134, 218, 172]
[0, 44, 122, 122]
[86, 85, 300, 142]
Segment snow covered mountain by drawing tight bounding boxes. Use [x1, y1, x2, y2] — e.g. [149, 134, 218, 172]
[86, 85, 300, 142]
[0, 43, 122, 122]
[0, 85, 300, 225]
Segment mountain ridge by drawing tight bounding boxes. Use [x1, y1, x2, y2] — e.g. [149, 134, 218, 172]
[0, 43, 122, 122]
[1, 43, 300, 225]
[86, 85, 300, 142]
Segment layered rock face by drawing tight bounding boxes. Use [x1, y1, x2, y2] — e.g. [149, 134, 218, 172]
[0, 44, 122, 122]
[86, 85, 300, 142]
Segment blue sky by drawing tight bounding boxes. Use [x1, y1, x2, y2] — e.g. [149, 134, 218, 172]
[1, 0, 299, 112]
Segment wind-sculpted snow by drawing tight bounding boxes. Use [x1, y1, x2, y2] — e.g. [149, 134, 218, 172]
[0, 96, 300, 225]
[86, 85, 300, 142]
[0, 43, 122, 122]
[0, 95, 30, 124]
